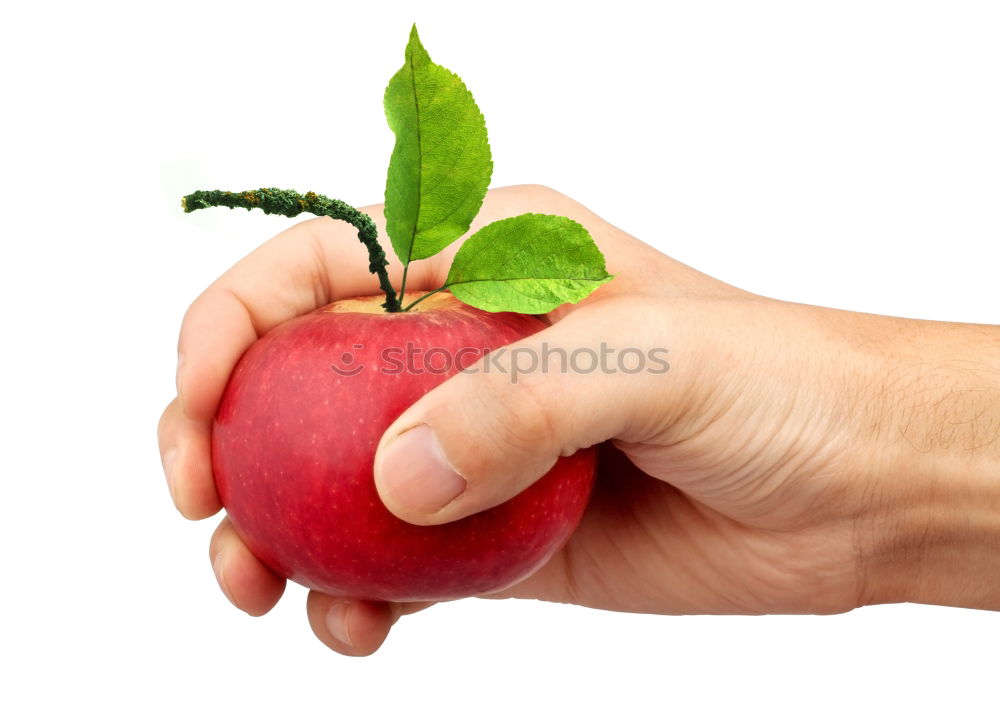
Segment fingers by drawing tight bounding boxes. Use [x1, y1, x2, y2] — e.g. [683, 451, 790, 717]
[209, 513, 436, 650]
[209, 517, 286, 616]
[157, 398, 220, 519]
[374, 296, 677, 525]
[306, 592, 433, 656]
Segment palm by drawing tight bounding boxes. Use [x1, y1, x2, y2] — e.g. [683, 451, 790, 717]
[505, 444, 860, 616]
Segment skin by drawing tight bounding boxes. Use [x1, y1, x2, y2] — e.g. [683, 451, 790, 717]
[158, 184, 1000, 656]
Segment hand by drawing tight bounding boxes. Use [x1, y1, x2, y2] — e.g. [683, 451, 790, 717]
[159, 185, 1000, 656]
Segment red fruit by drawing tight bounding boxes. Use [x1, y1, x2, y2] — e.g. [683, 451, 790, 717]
[212, 292, 595, 602]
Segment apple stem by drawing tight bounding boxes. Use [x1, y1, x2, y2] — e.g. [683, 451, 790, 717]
[181, 188, 403, 312]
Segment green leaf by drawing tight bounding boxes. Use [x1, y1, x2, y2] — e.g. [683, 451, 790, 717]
[383, 25, 492, 266]
[445, 214, 613, 313]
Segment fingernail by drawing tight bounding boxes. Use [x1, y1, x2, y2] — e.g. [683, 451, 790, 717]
[378, 425, 467, 515]
[213, 553, 237, 609]
[326, 602, 354, 647]
[161, 448, 178, 502]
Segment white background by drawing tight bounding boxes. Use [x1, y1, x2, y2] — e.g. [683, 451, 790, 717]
[2, 1, 998, 725]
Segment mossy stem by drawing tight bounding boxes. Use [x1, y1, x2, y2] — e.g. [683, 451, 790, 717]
[181, 188, 401, 312]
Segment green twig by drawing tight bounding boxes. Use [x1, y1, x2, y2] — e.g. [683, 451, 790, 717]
[182, 188, 401, 312]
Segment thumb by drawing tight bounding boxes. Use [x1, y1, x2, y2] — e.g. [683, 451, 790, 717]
[373, 299, 673, 525]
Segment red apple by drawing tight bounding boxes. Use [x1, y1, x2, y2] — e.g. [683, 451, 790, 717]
[212, 292, 596, 602]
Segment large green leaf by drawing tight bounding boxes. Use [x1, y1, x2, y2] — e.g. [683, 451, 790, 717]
[445, 214, 613, 313]
[383, 25, 492, 265]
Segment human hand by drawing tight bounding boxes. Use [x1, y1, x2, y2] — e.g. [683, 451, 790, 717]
[159, 184, 1000, 655]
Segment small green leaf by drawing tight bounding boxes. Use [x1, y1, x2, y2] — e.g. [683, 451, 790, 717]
[383, 25, 492, 266]
[445, 214, 613, 313]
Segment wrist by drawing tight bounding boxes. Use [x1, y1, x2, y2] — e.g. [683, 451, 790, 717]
[854, 319, 1000, 609]
[862, 452, 1000, 609]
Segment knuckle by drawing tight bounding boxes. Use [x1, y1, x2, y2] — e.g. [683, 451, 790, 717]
[513, 183, 563, 201]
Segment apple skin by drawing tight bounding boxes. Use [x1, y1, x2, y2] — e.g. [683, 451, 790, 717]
[212, 292, 596, 602]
